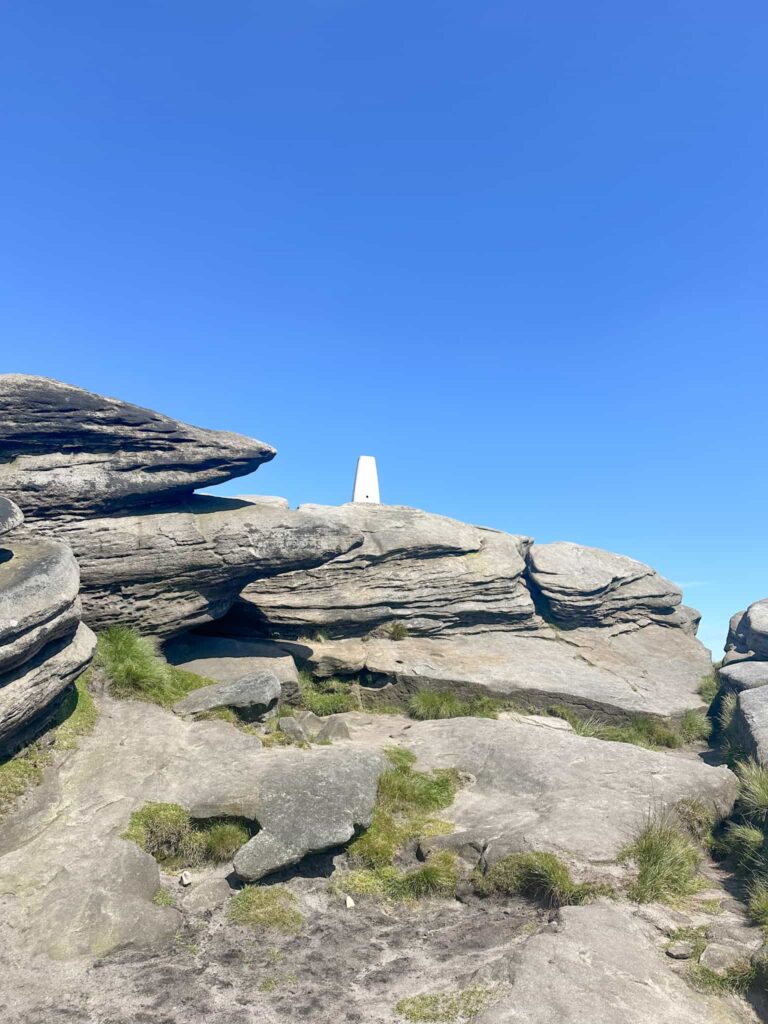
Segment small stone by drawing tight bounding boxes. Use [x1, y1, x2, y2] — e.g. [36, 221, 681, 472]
[345, 895, 355, 909]
[179, 871, 192, 887]
[666, 941, 695, 960]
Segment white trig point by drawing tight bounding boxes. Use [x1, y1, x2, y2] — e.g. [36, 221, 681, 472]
[352, 455, 380, 503]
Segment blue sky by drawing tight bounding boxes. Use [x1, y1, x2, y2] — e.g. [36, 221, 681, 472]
[2, 2, 766, 654]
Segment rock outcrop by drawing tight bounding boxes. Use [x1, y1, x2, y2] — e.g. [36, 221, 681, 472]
[721, 597, 768, 764]
[528, 540, 696, 630]
[233, 503, 537, 639]
[0, 375, 275, 521]
[725, 599, 768, 663]
[0, 498, 95, 750]
[395, 716, 736, 872]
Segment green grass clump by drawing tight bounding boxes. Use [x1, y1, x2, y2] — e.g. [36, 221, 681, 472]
[394, 986, 498, 1022]
[674, 799, 716, 847]
[698, 672, 719, 705]
[228, 885, 303, 933]
[748, 878, 768, 926]
[408, 690, 500, 721]
[718, 692, 738, 733]
[152, 887, 174, 907]
[719, 822, 765, 870]
[0, 671, 98, 819]
[96, 625, 212, 707]
[123, 803, 254, 867]
[689, 959, 758, 995]
[735, 760, 768, 824]
[620, 818, 702, 904]
[477, 851, 604, 907]
[347, 747, 459, 872]
[345, 852, 458, 902]
[387, 622, 409, 641]
[667, 926, 707, 959]
[298, 670, 358, 716]
[549, 705, 713, 749]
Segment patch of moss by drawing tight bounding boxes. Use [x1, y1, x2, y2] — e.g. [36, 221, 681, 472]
[228, 885, 303, 933]
[476, 851, 608, 907]
[152, 887, 174, 907]
[394, 986, 499, 1022]
[348, 747, 459, 870]
[96, 625, 212, 707]
[344, 852, 458, 902]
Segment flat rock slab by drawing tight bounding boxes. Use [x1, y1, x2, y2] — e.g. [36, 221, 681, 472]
[396, 717, 736, 869]
[172, 670, 282, 720]
[474, 901, 748, 1024]
[165, 633, 301, 702]
[0, 374, 275, 520]
[0, 698, 384, 958]
[303, 622, 713, 721]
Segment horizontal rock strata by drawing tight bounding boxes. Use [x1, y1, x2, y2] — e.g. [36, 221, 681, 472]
[0, 375, 275, 520]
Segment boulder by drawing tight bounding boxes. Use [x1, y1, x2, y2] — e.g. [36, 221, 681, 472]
[0, 698, 384, 957]
[0, 527, 95, 750]
[0, 374, 275, 521]
[0, 496, 23, 536]
[399, 717, 736, 870]
[527, 540, 689, 629]
[474, 901, 748, 1024]
[720, 661, 768, 694]
[298, 620, 713, 721]
[172, 670, 281, 720]
[232, 503, 537, 639]
[725, 599, 768, 662]
[39, 496, 363, 637]
[734, 687, 768, 765]
[164, 633, 301, 703]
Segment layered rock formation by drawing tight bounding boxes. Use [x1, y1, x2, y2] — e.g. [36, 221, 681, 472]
[0, 375, 275, 520]
[722, 597, 768, 765]
[0, 497, 95, 751]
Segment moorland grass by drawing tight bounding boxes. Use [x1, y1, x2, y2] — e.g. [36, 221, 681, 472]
[95, 625, 212, 707]
[394, 986, 498, 1022]
[408, 690, 501, 721]
[298, 670, 358, 716]
[620, 816, 702, 904]
[476, 851, 606, 907]
[123, 802, 254, 867]
[228, 885, 303, 933]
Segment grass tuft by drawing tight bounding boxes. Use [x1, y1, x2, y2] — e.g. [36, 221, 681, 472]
[698, 672, 719, 706]
[719, 821, 765, 870]
[680, 709, 712, 744]
[548, 707, 687, 749]
[674, 799, 716, 846]
[152, 887, 174, 907]
[345, 852, 458, 902]
[735, 760, 768, 824]
[394, 986, 499, 1022]
[298, 670, 358, 716]
[620, 816, 702, 904]
[408, 690, 500, 721]
[476, 851, 606, 907]
[748, 877, 768, 926]
[387, 622, 409, 641]
[718, 692, 738, 733]
[96, 625, 212, 707]
[123, 802, 254, 867]
[228, 885, 303, 933]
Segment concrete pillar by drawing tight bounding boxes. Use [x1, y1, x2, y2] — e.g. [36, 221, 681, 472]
[352, 455, 380, 503]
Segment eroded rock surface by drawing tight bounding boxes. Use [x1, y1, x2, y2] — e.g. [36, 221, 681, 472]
[474, 901, 750, 1024]
[0, 496, 23, 536]
[173, 671, 282, 720]
[391, 717, 736, 871]
[0, 374, 275, 520]
[298, 620, 713, 721]
[42, 496, 363, 637]
[726, 599, 768, 663]
[234, 504, 537, 638]
[527, 540, 691, 629]
[0, 698, 383, 958]
[0, 501, 95, 750]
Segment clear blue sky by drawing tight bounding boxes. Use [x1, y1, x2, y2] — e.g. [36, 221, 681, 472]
[2, 2, 766, 654]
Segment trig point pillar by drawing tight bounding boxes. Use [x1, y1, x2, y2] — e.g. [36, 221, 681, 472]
[352, 455, 380, 503]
